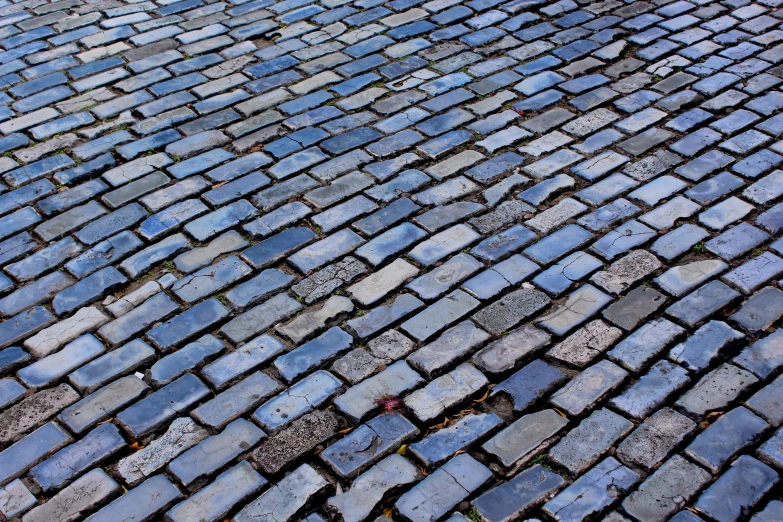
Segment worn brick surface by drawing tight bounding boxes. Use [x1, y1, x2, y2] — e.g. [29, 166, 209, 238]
[0, 0, 782, 519]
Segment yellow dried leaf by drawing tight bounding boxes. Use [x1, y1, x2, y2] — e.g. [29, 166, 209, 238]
[472, 389, 490, 403]
[396, 444, 408, 455]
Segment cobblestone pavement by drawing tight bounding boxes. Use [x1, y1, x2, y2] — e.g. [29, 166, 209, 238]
[2, 0, 783, 520]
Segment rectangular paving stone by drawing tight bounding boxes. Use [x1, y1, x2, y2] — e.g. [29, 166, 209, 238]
[694, 456, 778, 522]
[410, 412, 501, 467]
[676, 363, 759, 417]
[147, 298, 229, 351]
[537, 284, 613, 336]
[59, 375, 149, 435]
[610, 360, 690, 419]
[0, 479, 38, 519]
[220, 293, 301, 344]
[98, 293, 179, 346]
[473, 464, 564, 522]
[334, 361, 424, 422]
[668, 320, 743, 373]
[252, 409, 338, 476]
[253, 370, 342, 432]
[167, 461, 266, 522]
[396, 454, 492, 522]
[623, 455, 711, 522]
[22, 469, 119, 522]
[275, 326, 353, 382]
[29, 422, 125, 491]
[550, 408, 634, 475]
[544, 457, 639, 522]
[473, 287, 550, 334]
[0, 306, 55, 350]
[0, 422, 71, 486]
[85, 474, 181, 522]
[401, 290, 480, 342]
[686, 406, 769, 474]
[234, 464, 329, 522]
[168, 418, 265, 486]
[116, 373, 209, 438]
[405, 363, 487, 422]
[617, 407, 697, 471]
[321, 412, 419, 478]
[472, 323, 550, 374]
[18, 334, 105, 388]
[328, 454, 420, 522]
[118, 417, 208, 486]
[666, 280, 741, 327]
[407, 319, 489, 378]
[483, 409, 567, 467]
[69, 339, 155, 394]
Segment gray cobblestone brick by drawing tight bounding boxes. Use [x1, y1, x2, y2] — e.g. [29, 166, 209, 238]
[0, 1, 781, 518]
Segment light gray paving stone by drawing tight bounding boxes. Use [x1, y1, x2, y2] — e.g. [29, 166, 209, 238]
[407, 253, 483, 300]
[404, 363, 487, 422]
[168, 418, 265, 487]
[537, 284, 613, 336]
[348, 259, 419, 306]
[85, 474, 181, 522]
[622, 456, 712, 522]
[550, 360, 628, 416]
[24, 306, 109, 359]
[0, 479, 36, 519]
[277, 296, 354, 343]
[734, 329, 783, 380]
[482, 409, 568, 467]
[345, 290, 420, 335]
[610, 360, 691, 419]
[118, 417, 208, 486]
[334, 361, 424, 423]
[234, 464, 330, 522]
[591, 250, 662, 294]
[408, 320, 489, 378]
[167, 461, 266, 522]
[472, 325, 551, 375]
[676, 363, 759, 417]
[395, 454, 492, 522]
[549, 408, 634, 475]
[321, 412, 419, 478]
[327, 455, 421, 522]
[694, 456, 779, 522]
[400, 290, 480, 341]
[59, 375, 149, 435]
[609, 318, 685, 373]
[543, 457, 640, 522]
[22, 469, 119, 522]
[617, 407, 697, 471]
[547, 320, 623, 368]
[655, 260, 729, 297]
